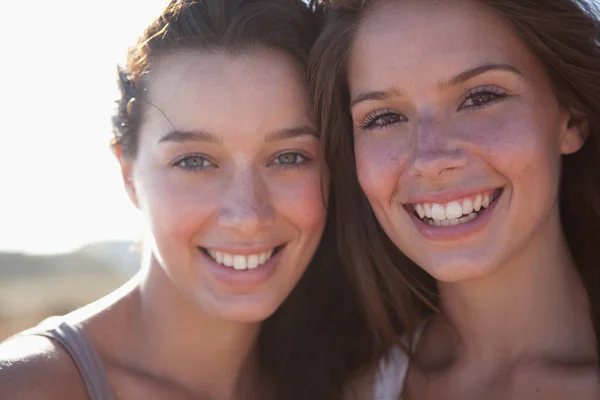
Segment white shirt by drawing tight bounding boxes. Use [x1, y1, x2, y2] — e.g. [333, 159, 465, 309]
[372, 320, 430, 399]
[373, 345, 410, 399]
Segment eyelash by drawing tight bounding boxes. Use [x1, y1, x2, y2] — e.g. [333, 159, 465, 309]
[171, 151, 311, 172]
[172, 154, 216, 171]
[359, 109, 407, 131]
[458, 86, 508, 110]
[358, 86, 508, 131]
[268, 151, 311, 169]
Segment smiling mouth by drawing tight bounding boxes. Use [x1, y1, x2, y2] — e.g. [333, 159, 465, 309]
[200, 246, 284, 270]
[407, 188, 503, 227]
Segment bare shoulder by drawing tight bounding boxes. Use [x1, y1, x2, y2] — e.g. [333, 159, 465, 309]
[510, 360, 600, 399]
[0, 334, 88, 400]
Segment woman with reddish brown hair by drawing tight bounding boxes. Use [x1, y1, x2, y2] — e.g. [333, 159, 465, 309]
[311, 0, 600, 398]
[0, 1, 378, 399]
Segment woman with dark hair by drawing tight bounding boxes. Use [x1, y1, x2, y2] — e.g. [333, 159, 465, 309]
[0, 1, 375, 399]
[311, 0, 600, 397]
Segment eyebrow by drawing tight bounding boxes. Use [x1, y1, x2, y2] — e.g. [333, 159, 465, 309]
[349, 63, 522, 109]
[265, 126, 318, 142]
[158, 130, 222, 144]
[443, 63, 522, 87]
[157, 126, 317, 144]
[350, 87, 403, 109]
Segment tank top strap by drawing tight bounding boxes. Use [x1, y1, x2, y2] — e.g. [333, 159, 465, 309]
[373, 345, 410, 399]
[23, 317, 115, 400]
[372, 318, 433, 399]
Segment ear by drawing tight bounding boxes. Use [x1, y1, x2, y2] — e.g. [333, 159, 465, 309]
[560, 108, 589, 155]
[112, 142, 140, 209]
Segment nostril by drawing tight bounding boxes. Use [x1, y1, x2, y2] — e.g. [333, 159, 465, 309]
[409, 148, 468, 178]
[217, 202, 275, 231]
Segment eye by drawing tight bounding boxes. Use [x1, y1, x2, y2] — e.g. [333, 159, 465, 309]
[172, 154, 215, 171]
[270, 152, 309, 168]
[459, 86, 507, 110]
[359, 109, 407, 130]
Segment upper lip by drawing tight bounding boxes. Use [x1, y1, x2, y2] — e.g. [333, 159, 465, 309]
[402, 187, 502, 205]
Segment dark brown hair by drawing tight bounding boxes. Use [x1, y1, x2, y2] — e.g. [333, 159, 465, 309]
[309, 0, 600, 360]
[110, 1, 376, 398]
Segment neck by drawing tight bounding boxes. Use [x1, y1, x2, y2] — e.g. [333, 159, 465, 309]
[435, 211, 596, 368]
[126, 253, 264, 400]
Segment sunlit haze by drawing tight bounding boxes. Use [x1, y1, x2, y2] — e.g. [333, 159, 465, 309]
[1, 0, 599, 254]
[0, 0, 169, 254]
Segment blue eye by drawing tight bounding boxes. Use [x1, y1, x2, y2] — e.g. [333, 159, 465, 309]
[459, 86, 508, 110]
[360, 109, 407, 130]
[173, 155, 215, 171]
[271, 152, 309, 167]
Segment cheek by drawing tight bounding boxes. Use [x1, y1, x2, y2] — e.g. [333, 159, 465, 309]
[452, 100, 560, 174]
[269, 170, 327, 233]
[456, 109, 564, 235]
[136, 170, 219, 244]
[354, 133, 406, 206]
[458, 107, 562, 180]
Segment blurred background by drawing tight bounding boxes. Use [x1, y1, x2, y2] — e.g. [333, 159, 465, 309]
[0, 0, 169, 340]
[2, 0, 600, 342]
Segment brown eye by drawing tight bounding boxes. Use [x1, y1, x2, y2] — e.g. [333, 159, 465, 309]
[375, 114, 401, 126]
[460, 86, 507, 110]
[361, 111, 406, 130]
[471, 94, 495, 106]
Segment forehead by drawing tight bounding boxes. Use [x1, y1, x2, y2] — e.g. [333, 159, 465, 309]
[140, 49, 310, 137]
[349, 0, 537, 92]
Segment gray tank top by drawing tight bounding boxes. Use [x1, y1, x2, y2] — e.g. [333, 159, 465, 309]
[24, 318, 115, 400]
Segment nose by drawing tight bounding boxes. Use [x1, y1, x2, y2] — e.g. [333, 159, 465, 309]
[217, 170, 275, 234]
[408, 122, 467, 178]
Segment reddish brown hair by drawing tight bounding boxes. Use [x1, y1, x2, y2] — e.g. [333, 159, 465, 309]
[309, 0, 600, 360]
[111, 0, 377, 398]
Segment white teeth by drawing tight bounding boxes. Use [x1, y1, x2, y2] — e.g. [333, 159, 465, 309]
[431, 204, 446, 221]
[258, 252, 267, 264]
[233, 255, 246, 270]
[482, 195, 490, 208]
[412, 191, 499, 227]
[206, 249, 275, 270]
[445, 201, 463, 220]
[415, 204, 426, 219]
[462, 199, 473, 215]
[266, 250, 274, 262]
[424, 204, 432, 218]
[247, 255, 259, 269]
[474, 194, 483, 212]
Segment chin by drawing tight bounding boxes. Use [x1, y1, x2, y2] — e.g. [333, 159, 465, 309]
[419, 255, 502, 283]
[204, 295, 282, 323]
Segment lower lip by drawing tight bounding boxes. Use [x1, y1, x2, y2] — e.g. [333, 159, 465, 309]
[201, 247, 282, 287]
[409, 194, 501, 241]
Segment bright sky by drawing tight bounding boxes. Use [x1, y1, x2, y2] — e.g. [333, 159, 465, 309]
[0, 0, 168, 254]
[1, 0, 598, 255]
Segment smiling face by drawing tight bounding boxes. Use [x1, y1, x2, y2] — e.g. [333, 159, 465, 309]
[117, 49, 327, 322]
[347, 0, 585, 282]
